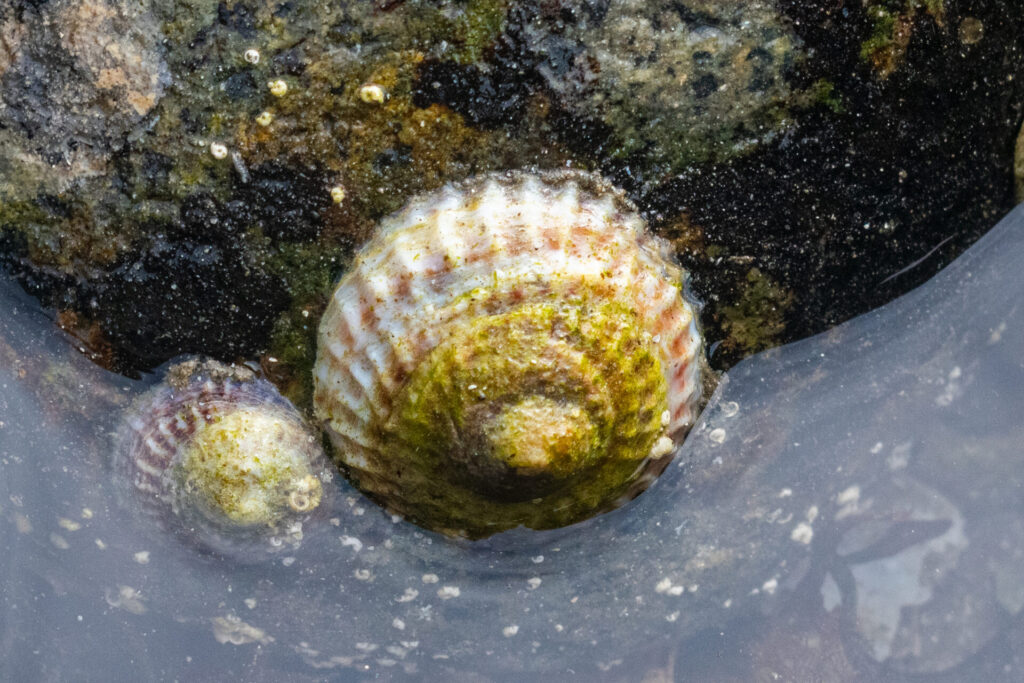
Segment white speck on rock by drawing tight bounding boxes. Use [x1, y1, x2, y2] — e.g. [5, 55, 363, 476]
[720, 401, 740, 418]
[211, 614, 273, 645]
[935, 365, 964, 406]
[105, 585, 146, 615]
[358, 83, 387, 104]
[340, 535, 363, 552]
[836, 486, 860, 505]
[649, 436, 674, 458]
[437, 586, 461, 600]
[791, 522, 814, 545]
[888, 441, 913, 471]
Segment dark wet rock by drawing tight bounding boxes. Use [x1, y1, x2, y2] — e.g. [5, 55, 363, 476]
[220, 70, 259, 101]
[518, 0, 810, 180]
[235, 162, 334, 241]
[1015, 118, 1024, 202]
[656, 0, 1024, 365]
[94, 236, 287, 371]
[216, 0, 258, 39]
[0, 0, 1021, 389]
[174, 193, 240, 244]
[412, 59, 532, 128]
[0, 0, 169, 196]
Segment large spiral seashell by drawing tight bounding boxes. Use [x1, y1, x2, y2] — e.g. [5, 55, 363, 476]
[116, 358, 332, 558]
[314, 170, 702, 538]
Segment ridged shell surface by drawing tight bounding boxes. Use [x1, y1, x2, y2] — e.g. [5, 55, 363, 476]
[314, 170, 702, 538]
[116, 359, 332, 558]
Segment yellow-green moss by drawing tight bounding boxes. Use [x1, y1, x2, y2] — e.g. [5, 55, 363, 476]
[810, 79, 844, 114]
[179, 408, 323, 526]
[860, 1, 948, 77]
[261, 239, 350, 408]
[719, 267, 794, 358]
[451, 0, 510, 64]
[373, 295, 669, 537]
[0, 196, 128, 272]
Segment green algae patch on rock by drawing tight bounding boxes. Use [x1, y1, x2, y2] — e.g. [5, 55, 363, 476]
[859, 0, 948, 77]
[523, 0, 812, 181]
[718, 267, 795, 360]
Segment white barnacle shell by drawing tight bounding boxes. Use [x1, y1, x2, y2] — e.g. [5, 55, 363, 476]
[115, 358, 332, 558]
[313, 170, 702, 538]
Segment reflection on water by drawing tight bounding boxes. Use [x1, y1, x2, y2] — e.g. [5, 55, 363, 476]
[3, 205, 1024, 680]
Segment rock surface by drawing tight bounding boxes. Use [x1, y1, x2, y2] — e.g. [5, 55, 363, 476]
[1, 0, 1022, 387]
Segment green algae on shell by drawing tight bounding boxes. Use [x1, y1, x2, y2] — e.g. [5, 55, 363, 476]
[313, 170, 703, 538]
[115, 358, 332, 558]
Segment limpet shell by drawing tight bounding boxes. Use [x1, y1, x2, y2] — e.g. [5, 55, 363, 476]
[115, 358, 332, 558]
[314, 170, 702, 538]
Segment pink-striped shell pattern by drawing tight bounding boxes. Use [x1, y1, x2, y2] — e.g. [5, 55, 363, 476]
[313, 170, 703, 537]
[116, 358, 331, 558]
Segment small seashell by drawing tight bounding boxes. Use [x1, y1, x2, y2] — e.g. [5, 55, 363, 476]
[358, 83, 387, 104]
[313, 170, 702, 538]
[267, 79, 288, 97]
[115, 358, 332, 558]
